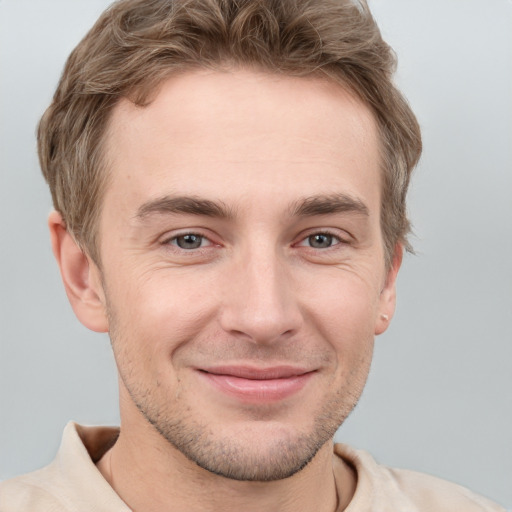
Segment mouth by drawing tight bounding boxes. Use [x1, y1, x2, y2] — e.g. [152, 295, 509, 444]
[196, 365, 316, 402]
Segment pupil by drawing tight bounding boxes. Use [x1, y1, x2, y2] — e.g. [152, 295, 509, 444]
[177, 234, 202, 249]
[310, 234, 332, 248]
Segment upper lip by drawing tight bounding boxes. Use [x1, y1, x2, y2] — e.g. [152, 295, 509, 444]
[199, 365, 314, 380]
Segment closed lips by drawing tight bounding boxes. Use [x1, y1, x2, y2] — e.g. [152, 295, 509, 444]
[198, 366, 314, 379]
[197, 366, 316, 402]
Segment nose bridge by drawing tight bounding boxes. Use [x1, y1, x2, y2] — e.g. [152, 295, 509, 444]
[219, 239, 301, 344]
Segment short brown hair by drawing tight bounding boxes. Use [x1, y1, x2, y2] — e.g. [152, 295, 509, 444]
[38, 0, 421, 266]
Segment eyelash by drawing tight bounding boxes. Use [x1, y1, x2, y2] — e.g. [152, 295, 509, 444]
[162, 229, 348, 253]
[163, 232, 214, 250]
[295, 230, 346, 250]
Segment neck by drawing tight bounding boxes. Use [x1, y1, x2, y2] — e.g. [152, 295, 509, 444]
[96, 420, 356, 512]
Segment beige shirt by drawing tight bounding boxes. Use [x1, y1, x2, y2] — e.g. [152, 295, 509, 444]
[0, 422, 505, 512]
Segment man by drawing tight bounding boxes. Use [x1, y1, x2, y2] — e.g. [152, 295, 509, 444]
[0, 0, 506, 510]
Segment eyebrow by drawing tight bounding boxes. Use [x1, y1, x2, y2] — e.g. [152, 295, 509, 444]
[135, 196, 234, 221]
[134, 192, 369, 222]
[291, 193, 369, 217]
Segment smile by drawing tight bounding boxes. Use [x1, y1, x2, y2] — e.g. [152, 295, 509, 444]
[197, 366, 316, 402]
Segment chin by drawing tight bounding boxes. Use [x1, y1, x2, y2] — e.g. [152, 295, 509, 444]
[172, 425, 329, 481]
[143, 404, 347, 482]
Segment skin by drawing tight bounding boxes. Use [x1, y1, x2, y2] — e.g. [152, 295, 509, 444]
[50, 69, 401, 512]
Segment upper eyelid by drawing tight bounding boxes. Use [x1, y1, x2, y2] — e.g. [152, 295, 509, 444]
[160, 234, 217, 255]
[295, 227, 352, 243]
[167, 233, 213, 250]
[160, 228, 215, 243]
[296, 233, 342, 248]
[169, 233, 208, 242]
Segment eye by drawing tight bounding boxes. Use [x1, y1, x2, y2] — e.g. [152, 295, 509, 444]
[169, 233, 210, 250]
[307, 233, 335, 249]
[299, 232, 341, 249]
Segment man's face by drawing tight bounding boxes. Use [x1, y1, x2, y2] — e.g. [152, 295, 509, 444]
[94, 69, 398, 480]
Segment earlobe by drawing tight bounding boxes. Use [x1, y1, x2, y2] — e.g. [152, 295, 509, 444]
[375, 244, 403, 336]
[48, 211, 109, 333]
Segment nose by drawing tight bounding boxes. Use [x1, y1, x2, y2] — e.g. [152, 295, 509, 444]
[218, 247, 303, 345]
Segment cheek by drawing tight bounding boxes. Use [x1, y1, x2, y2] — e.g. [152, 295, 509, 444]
[301, 270, 381, 379]
[107, 269, 218, 357]
[304, 269, 381, 334]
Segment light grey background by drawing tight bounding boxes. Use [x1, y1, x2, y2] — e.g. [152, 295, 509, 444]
[1, 0, 511, 507]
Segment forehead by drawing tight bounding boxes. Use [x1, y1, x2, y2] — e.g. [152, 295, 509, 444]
[103, 69, 380, 215]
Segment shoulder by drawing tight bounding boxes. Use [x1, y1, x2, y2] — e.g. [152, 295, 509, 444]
[384, 466, 506, 512]
[334, 443, 506, 512]
[0, 468, 68, 512]
[0, 422, 124, 512]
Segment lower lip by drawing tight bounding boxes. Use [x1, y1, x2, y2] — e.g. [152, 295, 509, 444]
[199, 372, 314, 402]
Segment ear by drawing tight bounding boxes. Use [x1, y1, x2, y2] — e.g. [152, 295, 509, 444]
[48, 210, 109, 333]
[374, 243, 403, 336]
